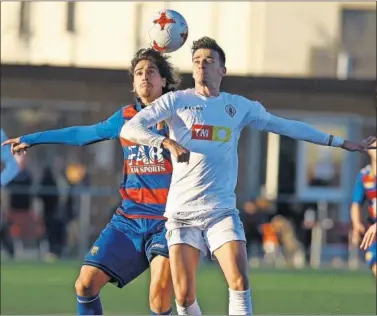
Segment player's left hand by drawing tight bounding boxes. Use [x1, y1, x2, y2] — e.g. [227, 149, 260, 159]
[342, 136, 376, 152]
[1, 137, 29, 155]
[360, 223, 376, 250]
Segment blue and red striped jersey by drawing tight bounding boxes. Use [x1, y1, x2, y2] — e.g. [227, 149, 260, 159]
[20, 101, 172, 219]
[352, 165, 376, 222]
[117, 104, 172, 218]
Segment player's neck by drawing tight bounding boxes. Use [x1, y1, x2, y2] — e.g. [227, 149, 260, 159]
[139, 97, 155, 107]
[195, 84, 220, 97]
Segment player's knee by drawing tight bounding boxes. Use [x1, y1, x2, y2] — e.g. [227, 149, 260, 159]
[149, 279, 172, 312]
[75, 266, 108, 296]
[75, 275, 99, 297]
[228, 273, 249, 291]
[175, 290, 196, 308]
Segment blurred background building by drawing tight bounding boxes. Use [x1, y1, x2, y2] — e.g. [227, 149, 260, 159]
[1, 2, 376, 77]
[1, 1, 376, 266]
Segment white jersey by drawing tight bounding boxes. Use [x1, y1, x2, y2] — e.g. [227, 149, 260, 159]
[121, 89, 344, 217]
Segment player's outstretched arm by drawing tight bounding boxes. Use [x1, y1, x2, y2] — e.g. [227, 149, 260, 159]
[264, 115, 376, 151]
[245, 99, 376, 152]
[1, 110, 123, 155]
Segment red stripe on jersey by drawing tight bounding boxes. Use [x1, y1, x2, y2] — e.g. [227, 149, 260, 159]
[116, 208, 167, 220]
[120, 137, 136, 147]
[119, 188, 169, 204]
[124, 158, 173, 175]
[122, 106, 138, 119]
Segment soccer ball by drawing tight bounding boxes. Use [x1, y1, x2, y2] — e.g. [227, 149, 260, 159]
[148, 9, 189, 53]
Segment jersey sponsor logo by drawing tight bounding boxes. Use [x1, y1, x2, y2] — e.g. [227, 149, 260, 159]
[184, 105, 204, 111]
[225, 104, 236, 117]
[126, 145, 172, 174]
[191, 124, 231, 142]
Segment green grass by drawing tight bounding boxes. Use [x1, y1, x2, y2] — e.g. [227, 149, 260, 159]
[1, 261, 376, 315]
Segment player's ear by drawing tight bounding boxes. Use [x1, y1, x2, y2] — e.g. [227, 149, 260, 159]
[222, 66, 227, 75]
[162, 78, 167, 88]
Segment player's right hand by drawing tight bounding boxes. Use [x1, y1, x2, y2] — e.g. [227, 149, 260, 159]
[162, 138, 190, 163]
[360, 223, 376, 250]
[351, 223, 365, 245]
[1, 137, 29, 155]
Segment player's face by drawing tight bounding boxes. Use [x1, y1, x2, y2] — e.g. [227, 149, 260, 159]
[133, 59, 167, 103]
[192, 48, 226, 86]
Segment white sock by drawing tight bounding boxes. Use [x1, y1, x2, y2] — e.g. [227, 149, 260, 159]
[176, 299, 202, 315]
[229, 288, 253, 315]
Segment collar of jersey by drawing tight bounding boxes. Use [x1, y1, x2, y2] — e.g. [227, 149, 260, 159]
[194, 90, 223, 101]
[135, 99, 143, 112]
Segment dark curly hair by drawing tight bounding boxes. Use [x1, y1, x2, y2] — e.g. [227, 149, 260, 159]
[129, 48, 181, 94]
[191, 36, 226, 66]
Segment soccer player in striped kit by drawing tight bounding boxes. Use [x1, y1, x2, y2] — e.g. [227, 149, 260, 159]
[2, 48, 187, 315]
[350, 140, 377, 278]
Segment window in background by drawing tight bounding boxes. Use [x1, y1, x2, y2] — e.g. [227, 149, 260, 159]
[296, 120, 350, 201]
[340, 8, 376, 79]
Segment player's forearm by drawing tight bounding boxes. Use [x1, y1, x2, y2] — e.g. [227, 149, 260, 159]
[20, 126, 107, 146]
[350, 203, 362, 226]
[263, 115, 344, 147]
[120, 119, 165, 148]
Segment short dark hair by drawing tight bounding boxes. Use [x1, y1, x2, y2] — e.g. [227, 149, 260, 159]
[129, 48, 181, 94]
[191, 36, 226, 66]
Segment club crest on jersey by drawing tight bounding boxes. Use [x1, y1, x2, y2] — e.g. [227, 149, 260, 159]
[90, 246, 99, 256]
[191, 124, 231, 142]
[225, 104, 236, 118]
[365, 251, 373, 261]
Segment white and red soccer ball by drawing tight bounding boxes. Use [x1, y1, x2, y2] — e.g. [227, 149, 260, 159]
[148, 9, 189, 53]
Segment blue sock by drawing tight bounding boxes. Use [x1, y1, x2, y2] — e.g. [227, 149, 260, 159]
[151, 307, 172, 315]
[77, 294, 103, 315]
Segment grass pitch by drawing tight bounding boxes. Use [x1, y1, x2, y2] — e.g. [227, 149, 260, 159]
[1, 261, 375, 315]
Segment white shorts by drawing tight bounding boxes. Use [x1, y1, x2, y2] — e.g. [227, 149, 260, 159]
[165, 208, 246, 258]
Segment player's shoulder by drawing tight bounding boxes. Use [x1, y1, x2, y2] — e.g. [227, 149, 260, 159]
[220, 92, 263, 112]
[112, 103, 137, 120]
[222, 92, 260, 104]
[171, 88, 196, 99]
[164, 89, 200, 107]
[360, 164, 372, 175]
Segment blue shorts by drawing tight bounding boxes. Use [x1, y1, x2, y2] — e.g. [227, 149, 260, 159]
[83, 216, 168, 288]
[365, 240, 376, 268]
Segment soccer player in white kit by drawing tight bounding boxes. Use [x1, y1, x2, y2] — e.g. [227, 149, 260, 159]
[121, 37, 376, 315]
